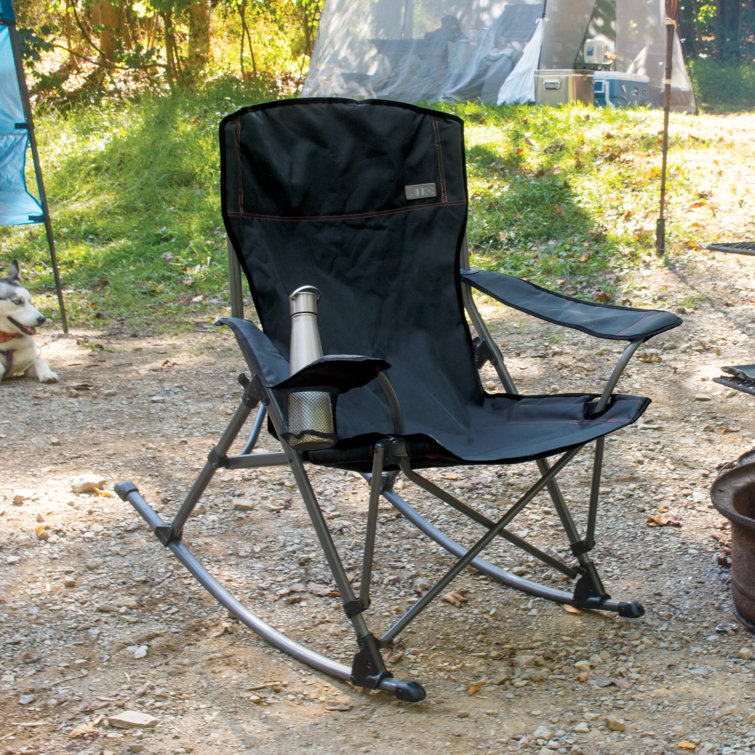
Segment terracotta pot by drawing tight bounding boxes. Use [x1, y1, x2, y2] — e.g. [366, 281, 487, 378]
[711, 461, 755, 634]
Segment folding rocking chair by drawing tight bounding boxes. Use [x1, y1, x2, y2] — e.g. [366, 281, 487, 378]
[116, 98, 682, 701]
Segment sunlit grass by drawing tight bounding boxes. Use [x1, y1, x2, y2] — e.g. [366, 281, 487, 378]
[0, 88, 737, 332]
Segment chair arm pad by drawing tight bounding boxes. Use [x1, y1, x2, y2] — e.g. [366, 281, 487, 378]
[218, 317, 290, 386]
[275, 356, 391, 395]
[218, 317, 390, 394]
[461, 269, 682, 341]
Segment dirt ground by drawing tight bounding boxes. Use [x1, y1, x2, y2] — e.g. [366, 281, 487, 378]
[1, 114, 754, 755]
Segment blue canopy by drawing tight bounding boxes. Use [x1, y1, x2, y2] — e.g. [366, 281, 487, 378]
[0, 23, 43, 225]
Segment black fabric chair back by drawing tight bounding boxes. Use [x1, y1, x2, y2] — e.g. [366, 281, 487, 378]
[220, 99, 482, 444]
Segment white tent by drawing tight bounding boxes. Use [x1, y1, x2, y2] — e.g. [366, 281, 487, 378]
[302, 0, 695, 111]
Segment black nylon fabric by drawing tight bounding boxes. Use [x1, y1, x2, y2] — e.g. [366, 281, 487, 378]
[220, 98, 650, 469]
[461, 269, 682, 341]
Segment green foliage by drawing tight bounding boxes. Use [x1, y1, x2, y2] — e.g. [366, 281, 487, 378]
[687, 58, 755, 112]
[0, 77, 275, 331]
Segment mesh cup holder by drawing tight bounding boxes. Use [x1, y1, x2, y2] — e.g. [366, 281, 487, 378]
[286, 390, 337, 451]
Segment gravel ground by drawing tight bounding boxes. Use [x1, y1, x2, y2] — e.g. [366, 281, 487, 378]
[1, 115, 754, 755]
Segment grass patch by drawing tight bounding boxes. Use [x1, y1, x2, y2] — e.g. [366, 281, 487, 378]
[1, 90, 740, 331]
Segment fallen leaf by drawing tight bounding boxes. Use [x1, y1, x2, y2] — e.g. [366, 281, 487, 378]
[441, 589, 469, 608]
[563, 604, 582, 614]
[678, 742, 697, 750]
[93, 488, 114, 497]
[466, 680, 486, 696]
[647, 514, 682, 527]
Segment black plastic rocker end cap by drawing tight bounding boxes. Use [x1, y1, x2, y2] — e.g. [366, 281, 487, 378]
[394, 681, 427, 703]
[114, 481, 139, 501]
[618, 601, 645, 619]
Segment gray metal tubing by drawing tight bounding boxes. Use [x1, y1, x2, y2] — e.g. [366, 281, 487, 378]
[241, 404, 267, 455]
[285, 449, 370, 636]
[124, 487, 351, 680]
[360, 444, 386, 608]
[224, 452, 290, 469]
[381, 447, 580, 643]
[377, 373, 404, 433]
[462, 282, 517, 392]
[383, 487, 628, 613]
[595, 340, 643, 412]
[228, 236, 244, 318]
[586, 437, 605, 544]
[399, 460, 577, 578]
[123, 486, 411, 697]
[171, 396, 256, 536]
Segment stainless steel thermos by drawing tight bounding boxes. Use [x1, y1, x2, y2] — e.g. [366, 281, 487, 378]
[287, 285, 335, 449]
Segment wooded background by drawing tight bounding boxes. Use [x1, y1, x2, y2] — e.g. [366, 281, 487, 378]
[11, 0, 755, 103]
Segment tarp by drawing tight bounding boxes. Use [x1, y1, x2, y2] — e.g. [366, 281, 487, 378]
[0, 23, 42, 224]
[303, 0, 696, 111]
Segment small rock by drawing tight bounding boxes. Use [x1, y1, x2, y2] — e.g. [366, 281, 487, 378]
[533, 725, 553, 739]
[6, 555, 21, 565]
[515, 654, 536, 668]
[19, 694, 36, 705]
[132, 645, 148, 659]
[108, 710, 158, 729]
[574, 722, 590, 733]
[71, 474, 107, 494]
[233, 501, 255, 512]
[63, 576, 77, 588]
[605, 717, 626, 732]
[12, 488, 37, 505]
[574, 660, 591, 672]
[738, 647, 753, 660]
[35, 525, 50, 541]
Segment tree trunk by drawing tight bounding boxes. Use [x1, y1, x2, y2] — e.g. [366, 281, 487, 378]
[187, 0, 211, 77]
[90, 2, 122, 64]
[717, 0, 741, 59]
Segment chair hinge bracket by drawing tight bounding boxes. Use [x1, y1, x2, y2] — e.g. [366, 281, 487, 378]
[350, 632, 392, 690]
[237, 372, 265, 406]
[208, 446, 228, 468]
[572, 563, 610, 608]
[154, 524, 179, 547]
[570, 538, 595, 557]
[472, 336, 494, 368]
[344, 598, 370, 618]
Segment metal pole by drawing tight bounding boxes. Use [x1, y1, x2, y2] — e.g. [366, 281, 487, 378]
[4, 12, 67, 330]
[655, 0, 679, 258]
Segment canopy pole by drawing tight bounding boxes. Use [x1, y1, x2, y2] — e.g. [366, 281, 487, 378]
[655, 0, 679, 258]
[3, 5, 68, 331]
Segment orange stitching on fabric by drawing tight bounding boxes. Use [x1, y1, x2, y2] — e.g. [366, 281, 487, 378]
[616, 313, 661, 336]
[227, 199, 467, 223]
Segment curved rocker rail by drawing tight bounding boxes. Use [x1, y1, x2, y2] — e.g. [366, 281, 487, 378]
[114, 481, 423, 702]
[382, 488, 644, 619]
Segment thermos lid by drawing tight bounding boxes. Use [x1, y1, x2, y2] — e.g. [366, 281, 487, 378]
[290, 285, 320, 315]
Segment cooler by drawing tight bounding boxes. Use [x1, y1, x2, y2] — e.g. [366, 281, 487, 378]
[594, 72, 650, 108]
[535, 70, 594, 106]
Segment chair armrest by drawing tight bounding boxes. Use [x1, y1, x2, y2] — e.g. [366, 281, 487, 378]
[218, 317, 390, 394]
[217, 317, 290, 387]
[460, 269, 682, 341]
[276, 356, 391, 395]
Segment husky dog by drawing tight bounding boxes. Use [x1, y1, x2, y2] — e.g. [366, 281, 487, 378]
[0, 260, 58, 383]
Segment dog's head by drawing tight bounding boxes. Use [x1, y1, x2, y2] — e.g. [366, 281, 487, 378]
[0, 260, 46, 337]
